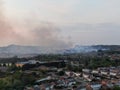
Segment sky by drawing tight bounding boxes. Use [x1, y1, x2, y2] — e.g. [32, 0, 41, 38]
[0, 0, 120, 48]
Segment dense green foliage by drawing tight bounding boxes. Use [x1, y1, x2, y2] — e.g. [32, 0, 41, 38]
[113, 85, 120, 90]
[0, 71, 38, 90]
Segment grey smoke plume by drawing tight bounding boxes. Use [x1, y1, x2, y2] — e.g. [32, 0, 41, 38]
[0, 1, 20, 44]
[0, 1, 72, 52]
[18, 21, 72, 50]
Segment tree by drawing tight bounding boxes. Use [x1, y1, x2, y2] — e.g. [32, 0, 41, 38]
[113, 85, 120, 90]
[58, 71, 65, 76]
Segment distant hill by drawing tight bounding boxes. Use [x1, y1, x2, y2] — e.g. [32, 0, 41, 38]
[0, 44, 120, 58]
[0, 45, 51, 58]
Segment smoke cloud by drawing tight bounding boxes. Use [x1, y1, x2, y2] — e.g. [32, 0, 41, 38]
[0, 1, 72, 52]
[15, 21, 72, 50]
[0, 1, 21, 45]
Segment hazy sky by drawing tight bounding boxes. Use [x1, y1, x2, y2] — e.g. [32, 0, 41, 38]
[1, 0, 120, 47]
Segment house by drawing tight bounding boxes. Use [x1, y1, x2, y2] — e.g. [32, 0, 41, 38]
[100, 70, 109, 76]
[110, 71, 117, 76]
[0, 63, 12, 67]
[83, 73, 93, 82]
[36, 76, 52, 84]
[92, 70, 99, 74]
[15, 60, 41, 67]
[15, 61, 28, 67]
[82, 69, 91, 73]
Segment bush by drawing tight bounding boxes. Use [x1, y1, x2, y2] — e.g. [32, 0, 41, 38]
[113, 85, 120, 90]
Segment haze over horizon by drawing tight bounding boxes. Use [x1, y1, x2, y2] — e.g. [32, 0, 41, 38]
[0, 0, 120, 49]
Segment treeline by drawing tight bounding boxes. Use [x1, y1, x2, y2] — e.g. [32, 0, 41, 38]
[0, 50, 120, 69]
